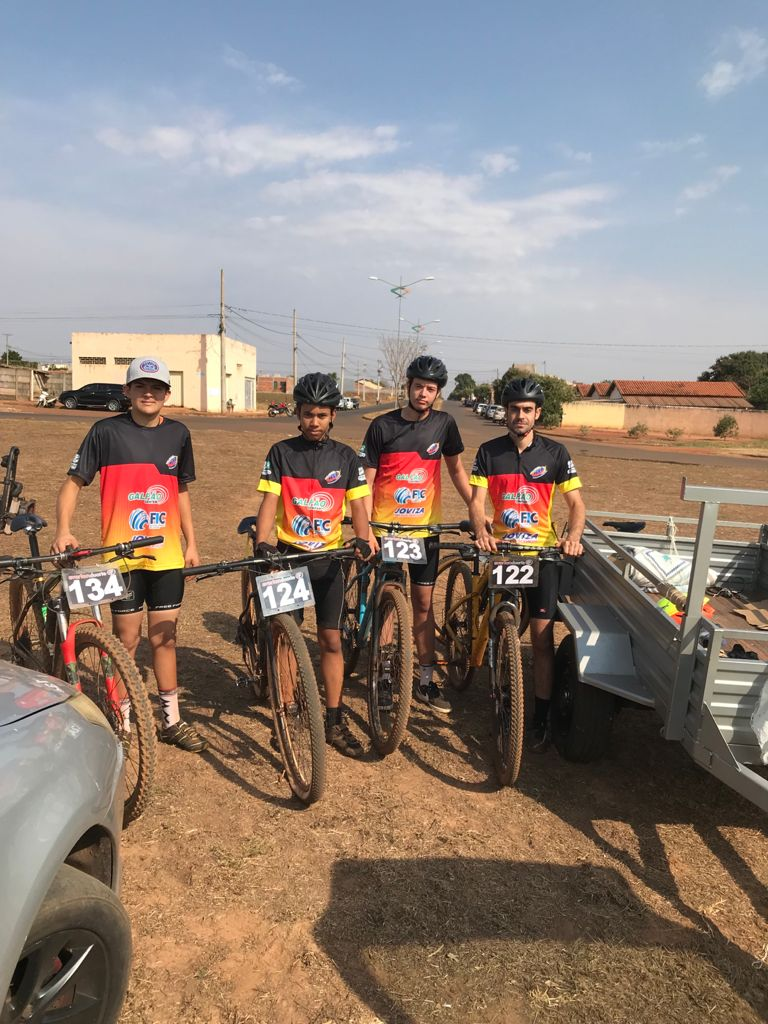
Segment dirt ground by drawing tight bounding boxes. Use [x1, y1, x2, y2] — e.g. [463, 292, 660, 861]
[2, 412, 767, 1024]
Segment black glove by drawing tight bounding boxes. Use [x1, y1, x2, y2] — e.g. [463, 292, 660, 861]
[255, 541, 278, 559]
[353, 537, 372, 559]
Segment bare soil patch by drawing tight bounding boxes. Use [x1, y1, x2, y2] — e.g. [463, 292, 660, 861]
[2, 414, 767, 1024]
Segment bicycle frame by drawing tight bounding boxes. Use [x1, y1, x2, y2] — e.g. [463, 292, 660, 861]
[345, 557, 408, 649]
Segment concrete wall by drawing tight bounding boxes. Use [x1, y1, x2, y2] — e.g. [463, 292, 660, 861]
[562, 400, 768, 438]
[72, 333, 257, 412]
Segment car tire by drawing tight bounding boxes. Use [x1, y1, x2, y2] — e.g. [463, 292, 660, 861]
[3, 864, 132, 1024]
[63, 397, 77, 410]
[106, 399, 121, 412]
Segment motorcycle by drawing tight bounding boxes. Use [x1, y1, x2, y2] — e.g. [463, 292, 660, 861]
[36, 390, 57, 408]
[267, 401, 290, 417]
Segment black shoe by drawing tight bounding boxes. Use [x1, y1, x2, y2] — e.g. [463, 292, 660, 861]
[325, 719, 363, 758]
[161, 720, 208, 753]
[526, 722, 550, 753]
[414, 681, 451, 715]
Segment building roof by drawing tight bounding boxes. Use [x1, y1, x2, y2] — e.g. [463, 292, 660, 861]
[574, 383, 591, 398]
[585, 381, 612, 397]
[608, 380, 751, 409]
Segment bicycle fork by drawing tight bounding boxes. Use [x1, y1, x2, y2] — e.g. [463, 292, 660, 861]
[55, 599, 121, 713]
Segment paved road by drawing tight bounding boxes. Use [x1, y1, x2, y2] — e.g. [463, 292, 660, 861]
[1, 404, 763, 468]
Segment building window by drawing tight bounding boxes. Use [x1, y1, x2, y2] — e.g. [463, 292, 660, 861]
[114, 357, 133, 365]
[79, 356, 106, 365]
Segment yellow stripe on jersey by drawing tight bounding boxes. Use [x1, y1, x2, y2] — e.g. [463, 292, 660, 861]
[469, 474, 489, 489]
[345, 484, 370, 501]
[558, 476, 582, 493]
[257, 479, 282, 495]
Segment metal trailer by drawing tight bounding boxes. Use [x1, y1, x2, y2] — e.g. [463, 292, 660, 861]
[555, 479, 768, 813]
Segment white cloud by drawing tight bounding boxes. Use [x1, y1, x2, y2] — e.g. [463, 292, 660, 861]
[479, 150, 519, 177]
[557, 144, 592, 165]
[639, 134, 705, 157]
[222, 46, 300, 89]
[97, 120, 399, 174]
[699, 29, 768, 98]
[676, 164, 740, 215]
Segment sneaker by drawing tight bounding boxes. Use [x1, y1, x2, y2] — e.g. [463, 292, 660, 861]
[526, 722, 550, 753]
[325, 719, 363, 758]
[160, 720, 208, 753]
[414, 681, 451, 716]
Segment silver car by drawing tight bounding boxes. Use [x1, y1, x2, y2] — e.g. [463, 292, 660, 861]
[0, 663, 130, 1023]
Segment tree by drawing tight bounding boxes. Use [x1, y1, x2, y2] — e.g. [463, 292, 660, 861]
[379, 335, 425, 401]
[448, 372, 476, 400]
[2, 348, 37, 368]
[327, 371, 338, 384]
[748, 371, 768, 410]
[698, 351, 768, 392]
[493, 365, 576, 427]
[475, 383, 491, 402]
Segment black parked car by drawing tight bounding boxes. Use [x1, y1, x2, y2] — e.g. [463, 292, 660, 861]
[57, 383, 130, 412]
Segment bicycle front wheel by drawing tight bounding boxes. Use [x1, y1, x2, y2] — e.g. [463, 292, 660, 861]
[442, 561, 475, 691]
[367, 584, 413, 756]
[69, 623, 157, 825]
[492, 612, 525, 787]
[266, 613, 326, 804]
[8, 578, 52, 674]
[240, 569, 267, 701]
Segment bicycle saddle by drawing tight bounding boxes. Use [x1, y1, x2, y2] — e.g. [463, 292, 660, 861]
[603, 520, 646, 533]
[10, 512, 47, 533]
[237, 516, 258, 535]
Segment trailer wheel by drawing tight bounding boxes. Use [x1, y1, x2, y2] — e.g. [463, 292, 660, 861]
[551, 635, 616, 762]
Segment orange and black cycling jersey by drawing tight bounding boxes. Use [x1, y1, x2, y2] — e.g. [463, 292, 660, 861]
[359, 409, 464, 537]
[68, 413, 195, 571]
[257, 435, 369, 550]
[469, 433, 581, 546]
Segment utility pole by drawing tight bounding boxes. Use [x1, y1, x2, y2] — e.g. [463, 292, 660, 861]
[219, 268, 226, 414]
[2, 334, 11, 367]
[376, 359, 383, 403]
[292, 309, 298, 384]
[340, 337, 346, 394]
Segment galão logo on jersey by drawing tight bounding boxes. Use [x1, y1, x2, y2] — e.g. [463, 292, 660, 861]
[291, 514, 312, 537]
[395, 468, 428, 484]
[530, 465, 547, 479]
[501, 508, 539, 528]
[129, 508, 167, 531]
[166, 455, 178, 470]
[291, 491, 334, 512]
[501, 486, 537, 505]
[394, 487, 427, 504]
[426, 442, 440, 456]
[324, 470, 342, 484]
[128, 485, 169, 505]
[139, 359, 159, 373]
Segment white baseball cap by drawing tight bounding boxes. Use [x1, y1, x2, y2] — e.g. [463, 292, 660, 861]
[126, 357, 171, 387]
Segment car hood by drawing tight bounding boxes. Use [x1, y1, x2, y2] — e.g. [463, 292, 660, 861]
[0, 665, 72, 727]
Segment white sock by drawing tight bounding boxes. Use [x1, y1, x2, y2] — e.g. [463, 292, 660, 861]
[120, 698, 131, 733]
[159, 689, 180, 729]
[419, 664, 434, 688]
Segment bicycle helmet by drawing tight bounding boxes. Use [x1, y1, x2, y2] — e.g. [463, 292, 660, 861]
[501, 377, 544, 407]
[293, 372, 342, 408]
[406, 355, 448, 389]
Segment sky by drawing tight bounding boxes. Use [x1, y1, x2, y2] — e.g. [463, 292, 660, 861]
[1, 1, 767, 388]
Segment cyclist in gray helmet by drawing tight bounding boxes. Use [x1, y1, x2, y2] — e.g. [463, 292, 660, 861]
[469, 376, 585, 752]
[359, 354, 471, 715]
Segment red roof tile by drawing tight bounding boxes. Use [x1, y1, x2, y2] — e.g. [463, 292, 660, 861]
[611, 380, 747, 398]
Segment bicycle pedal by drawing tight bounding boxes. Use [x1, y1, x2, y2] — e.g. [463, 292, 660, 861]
[236, 674, 255, 689]
[284, 701, 300, 717]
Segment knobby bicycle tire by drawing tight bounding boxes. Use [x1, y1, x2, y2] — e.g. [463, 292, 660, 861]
[367, 584, 413, 756]
[8, 577, 53, 674]
[442, 561, 475, 691]
[493, 612, 525, 787]
[240, 569, 267, 701]
[266, 613, 326, 804]
[68, 623, 156, 825]
[340, 559, 364, 675]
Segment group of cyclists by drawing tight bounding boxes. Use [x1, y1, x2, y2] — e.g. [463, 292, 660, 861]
[50, 352, 585, 761]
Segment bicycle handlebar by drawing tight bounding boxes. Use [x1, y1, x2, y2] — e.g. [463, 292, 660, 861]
[0, 535, 164, 571]
[183, 545, 358, 581]
[342, 515, 472, 536]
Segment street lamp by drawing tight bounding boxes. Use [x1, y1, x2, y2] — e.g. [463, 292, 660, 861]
[400, 317, 440, 335]
[369, 274, 435, 343]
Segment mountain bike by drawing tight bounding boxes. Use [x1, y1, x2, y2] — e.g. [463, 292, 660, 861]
[1, 513, 162, 824]
[185, 522, 358, 804]
[340, 520, 466, 755]
[436, 531, 570, 786]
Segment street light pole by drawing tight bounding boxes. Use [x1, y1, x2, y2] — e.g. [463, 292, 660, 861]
[368, 275, 435, 342]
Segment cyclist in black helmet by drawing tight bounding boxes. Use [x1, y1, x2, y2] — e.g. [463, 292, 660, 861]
[468, 377, 586, 752]
[254, 373, 372, 757]
[359, 354, 471, 715]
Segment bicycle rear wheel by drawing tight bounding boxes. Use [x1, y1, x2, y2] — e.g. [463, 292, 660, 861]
[492, 612, 525, 787]
[340, 559, 365, 675]
[266, 613, 326, 804]
[442, 561, 475, 691]
[239, 569, 267, 701]
[68, 622, 157, 825]
[8, 578, 53, 674]
[367, 584, 413, 755]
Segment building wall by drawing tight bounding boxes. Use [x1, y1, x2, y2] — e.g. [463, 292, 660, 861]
[71, 333, 257, 412]
[561, 401, 768, 438]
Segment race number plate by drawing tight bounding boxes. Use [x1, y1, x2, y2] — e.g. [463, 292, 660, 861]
[256, 567, 315, 617]
[489, 557, 540, 589]
[62, 566, 127, 608]
[380, 536, 428, 564]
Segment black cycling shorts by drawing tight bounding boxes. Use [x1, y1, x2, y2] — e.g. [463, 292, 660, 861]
[525, 560, 560, 621]
[276, 543, 344, 630]
[110, 568, 185, 615]
[407, 535, 440, 588]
